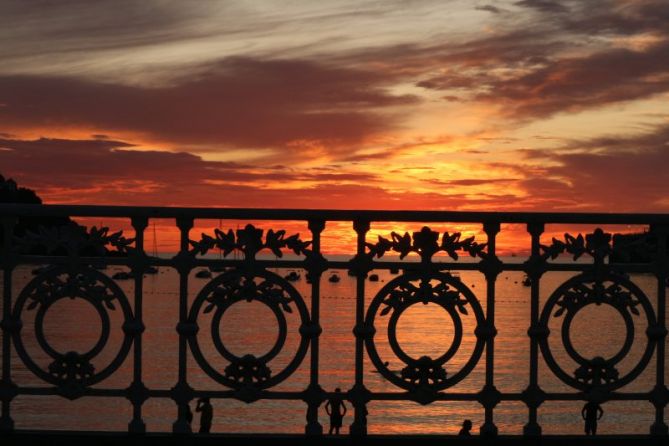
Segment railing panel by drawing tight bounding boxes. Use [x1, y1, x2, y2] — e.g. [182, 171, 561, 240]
[0, 204, 666, 438]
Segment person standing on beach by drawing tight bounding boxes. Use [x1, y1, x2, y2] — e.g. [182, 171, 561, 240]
[196, 397, 213, 433]
[325, 388, 347, 435]
[458, 419, 473, 436]
[581, 401, 603, 435]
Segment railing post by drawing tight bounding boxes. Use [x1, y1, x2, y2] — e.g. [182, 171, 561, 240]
[127, 216, 149, 433]
[0, 217, 17, 432]
[304, 219, 325, 435]
[650, 224, 668, 436]
[172, 216, 195, 434]
[350, 219, 370, 437]
[523, 222, 545, 436]
[480, 221, 501, 436]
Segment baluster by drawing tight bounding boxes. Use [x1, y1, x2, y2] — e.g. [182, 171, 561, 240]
[523, 222, 544, 436]
[350, 219, 370, 436]
[172, 216, 195, 433]
[650, 224, 668, 435]
[304, 219, 325, 435]
[480, 221, 501, 436]
[127, 216, 148, 433]
[0, 217, 17, 432]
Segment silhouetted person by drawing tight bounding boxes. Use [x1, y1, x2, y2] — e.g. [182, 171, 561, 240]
[581, 401, 603, 435]
[185, 403, 193, 431]
[196, 397, 213, 433]
[459, 419, 473, 436]
[325, 388, 347, 435]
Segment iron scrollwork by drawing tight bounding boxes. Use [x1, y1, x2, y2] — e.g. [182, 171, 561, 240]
[363, 227, 488, 395]
[187, 266, 311, 391]
[365, 272, 485, 391]
[11, 266, 134, 398]
[538, 272, 656, 391]
[365, 271, 486, 393]
[537, 229, 657, 391]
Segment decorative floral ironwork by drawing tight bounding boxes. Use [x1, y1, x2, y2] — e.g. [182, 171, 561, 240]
[202, 272, 294, 315]
[2, 202, 667, 435]
[379, 274, 469, 317]
[365, 271, 486, 392]
[48, 352, 95, 383]
[574, 357, 619, 387]
[224, 354, 272, 385]
[189, 224, 312, 260]
[14, 223, 135, 256]
[24, 270, 120, 312]
[552, 280, 642, 319]
[187, 269, 311, 390]
[12, 266, 134, 390]
[365, 226, 487, 262]
[400, 356, 448, 387]
[538, 272, 656, 392]
[540, 228, 612, 262]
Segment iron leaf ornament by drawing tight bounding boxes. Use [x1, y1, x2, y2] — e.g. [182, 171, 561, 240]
[540, 228, 612, 262]
[15, 224, 135, 256]
[189, 224, 312, 260]
[366, 226, 487, 262]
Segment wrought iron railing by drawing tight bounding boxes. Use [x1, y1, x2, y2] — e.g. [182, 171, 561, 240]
[0, 204, 667, 437]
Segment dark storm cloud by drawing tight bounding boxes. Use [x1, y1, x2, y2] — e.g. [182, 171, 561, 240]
[476, 41, 669, 119]
[0, 136, 512, 209]
[559, 0, 669, 36]
[544, 149, 669, 211]
[0, 137, 380, 191]
[517, 124, 669, 210]
[0, 57, 415, 150]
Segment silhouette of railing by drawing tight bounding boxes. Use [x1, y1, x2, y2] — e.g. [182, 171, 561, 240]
[0, 204, 667, 439]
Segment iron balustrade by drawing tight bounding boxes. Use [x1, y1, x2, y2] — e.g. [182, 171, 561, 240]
[0, 204, 667, 437]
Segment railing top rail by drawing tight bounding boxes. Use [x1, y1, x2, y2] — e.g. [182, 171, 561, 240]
[1, 203, 669, 224]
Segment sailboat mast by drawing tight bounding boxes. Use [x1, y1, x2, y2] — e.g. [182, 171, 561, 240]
[152, 221, 158, 257]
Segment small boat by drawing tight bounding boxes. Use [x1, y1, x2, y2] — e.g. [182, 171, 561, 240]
[328, 273, 340, 283]
[285, 271, 300, 282]
[195, 269, 212, 279]
[145, 266, 159, 275]
[112, 271, 133, 280]
[522, 275, 532, 287]
[369, 274, 379, 282]
[389, 267, 400, 275]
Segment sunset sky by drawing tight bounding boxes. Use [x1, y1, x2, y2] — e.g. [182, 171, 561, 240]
[1, 0, 668, 218]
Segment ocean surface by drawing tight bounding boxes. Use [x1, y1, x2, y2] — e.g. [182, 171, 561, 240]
[1, 258, 667, 435]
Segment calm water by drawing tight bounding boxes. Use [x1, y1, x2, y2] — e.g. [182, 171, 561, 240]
[1, 259, 667, 435]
